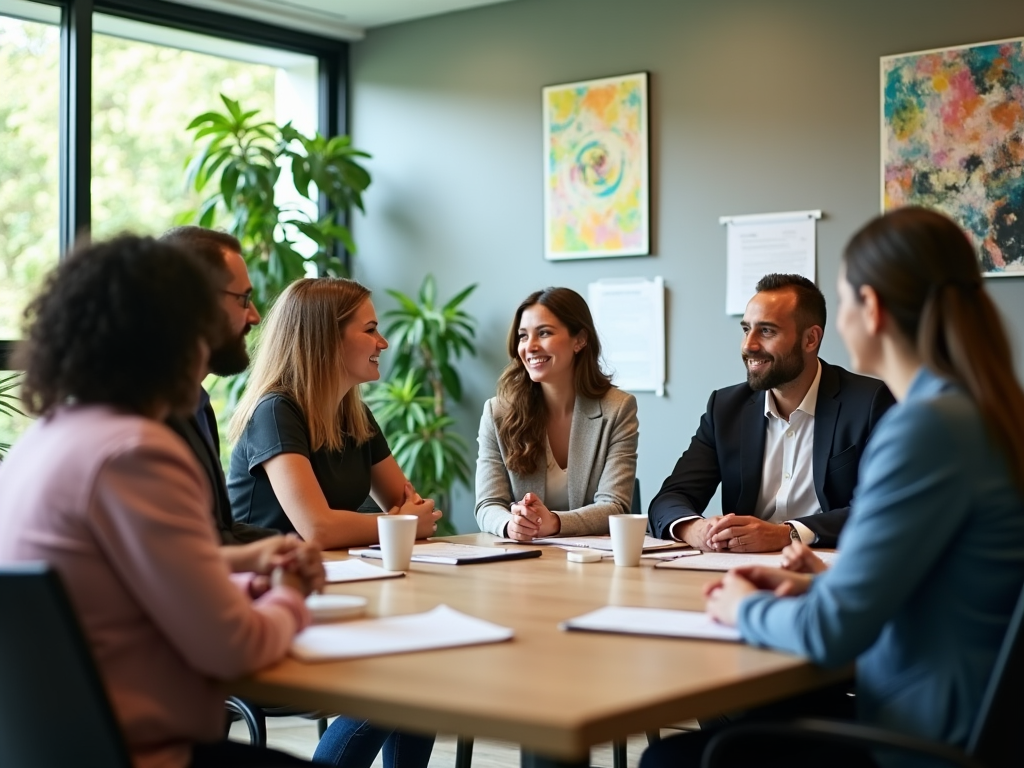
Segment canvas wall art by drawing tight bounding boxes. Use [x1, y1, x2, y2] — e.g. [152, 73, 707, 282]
[882, 38, 1024, 276]
[543, 72, 649, 261]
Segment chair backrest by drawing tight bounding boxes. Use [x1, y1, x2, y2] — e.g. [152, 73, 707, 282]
[0, 562, 132, 768]
[967, 579, 1024, 767]
[631, 477, 642, 516]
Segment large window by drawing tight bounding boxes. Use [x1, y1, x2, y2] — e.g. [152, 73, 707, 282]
[0, 0, 346, 451]
[0, 4, 61, 340]
[91, 15, 319, 239]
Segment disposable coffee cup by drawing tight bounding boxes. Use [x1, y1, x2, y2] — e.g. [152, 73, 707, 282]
[377, 514, 418, 571]
[608, 514, 647, 567]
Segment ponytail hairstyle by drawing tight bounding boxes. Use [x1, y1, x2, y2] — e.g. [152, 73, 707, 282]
[496, 287, 612, 476]
[843, 207, 1024, 493]
[229, 278, 375, 451]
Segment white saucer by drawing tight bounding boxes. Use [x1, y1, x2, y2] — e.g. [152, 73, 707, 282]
[306, 594, 368, 622]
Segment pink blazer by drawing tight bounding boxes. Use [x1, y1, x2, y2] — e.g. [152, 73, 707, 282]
[0, 405, 310, 768]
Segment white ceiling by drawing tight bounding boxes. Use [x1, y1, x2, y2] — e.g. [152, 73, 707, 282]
[170, 0, 519, 40]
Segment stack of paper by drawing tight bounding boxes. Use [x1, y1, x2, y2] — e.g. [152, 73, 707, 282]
[323, 559, 406, 583]
[291, 605, 514, 661]
[655, 550, 838, 572]
[501, 535, 677, 552]
[561, 606, 741, 642]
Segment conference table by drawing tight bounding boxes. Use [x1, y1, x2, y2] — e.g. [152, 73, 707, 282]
[228, 534, 849, 766]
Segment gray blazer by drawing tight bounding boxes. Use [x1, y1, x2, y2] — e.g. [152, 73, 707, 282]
[474, 387, 639, 536]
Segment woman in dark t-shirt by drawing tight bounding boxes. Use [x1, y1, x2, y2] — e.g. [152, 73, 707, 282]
[226, 277, 440, 768]
[227, 277, 440, 549]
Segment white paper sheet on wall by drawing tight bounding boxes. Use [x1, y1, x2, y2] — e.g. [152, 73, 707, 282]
[720, 210, 821, 316]
[587, 277, 665, 396]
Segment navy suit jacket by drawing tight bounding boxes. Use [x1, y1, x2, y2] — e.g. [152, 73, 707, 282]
[167, 398, 276, 545]
[648, 359, 894, 547]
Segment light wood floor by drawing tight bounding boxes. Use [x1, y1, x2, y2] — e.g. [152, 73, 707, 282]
[229, 717, 695, 767]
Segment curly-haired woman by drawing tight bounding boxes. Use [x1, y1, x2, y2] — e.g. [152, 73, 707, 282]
[0, 235, 318, 768]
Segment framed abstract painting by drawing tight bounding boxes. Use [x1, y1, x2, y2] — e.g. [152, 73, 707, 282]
[882, 38, 1024, 276]
[542, 72, 649, 261]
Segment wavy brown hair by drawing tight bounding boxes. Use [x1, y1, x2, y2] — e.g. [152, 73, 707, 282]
[844, 207, 1024, 494]
[496, 287, 612, 476]
[229, 278, 374, 451]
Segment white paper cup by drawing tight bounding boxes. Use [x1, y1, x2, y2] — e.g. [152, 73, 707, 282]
[608, 514, 647, 567]
[377, 514, 418, 571]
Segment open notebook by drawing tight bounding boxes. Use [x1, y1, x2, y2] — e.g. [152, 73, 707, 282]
[349, 542, 543, 565]
[291, 604, 514, 661]
[561, 606, 741, 642]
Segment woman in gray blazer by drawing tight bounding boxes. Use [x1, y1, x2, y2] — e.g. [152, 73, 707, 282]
[475, 287, 639, 539]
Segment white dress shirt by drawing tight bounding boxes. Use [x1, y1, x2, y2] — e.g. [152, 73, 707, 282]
[755, 360, 822, 543]
[669, 360, 822, 544]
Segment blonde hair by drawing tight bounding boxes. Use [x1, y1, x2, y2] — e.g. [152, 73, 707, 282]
[230, 278, 374, 451]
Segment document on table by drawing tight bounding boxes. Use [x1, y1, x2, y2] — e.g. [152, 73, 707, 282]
[499, 535, 679, 552]
[291, 604, 514, 662]
[561, 606, 741, 642]
[323, 559, 406, 583]
[350, 542, 543, 565]
[655, 550, 838, 571]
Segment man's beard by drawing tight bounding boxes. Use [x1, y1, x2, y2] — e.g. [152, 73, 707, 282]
[208, 329, 250, 376]
[744, 340, 805, 391]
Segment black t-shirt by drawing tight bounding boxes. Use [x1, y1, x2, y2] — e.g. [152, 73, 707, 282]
[228, 394, 392, 535]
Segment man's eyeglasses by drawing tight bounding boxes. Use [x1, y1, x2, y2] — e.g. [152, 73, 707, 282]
[222, 289, 254, 309]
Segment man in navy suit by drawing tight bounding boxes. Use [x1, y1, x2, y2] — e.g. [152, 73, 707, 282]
[649, 274, 894, 551]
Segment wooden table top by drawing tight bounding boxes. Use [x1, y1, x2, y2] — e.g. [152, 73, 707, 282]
[229, 534, 847, 760]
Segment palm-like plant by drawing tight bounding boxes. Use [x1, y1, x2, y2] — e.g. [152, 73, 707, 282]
[0, 372, 26, 458]
[184, 94, 371, 308]
[364, 276, 478, 534]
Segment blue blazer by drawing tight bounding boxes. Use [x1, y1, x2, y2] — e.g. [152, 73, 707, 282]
[739, 368, 1024, 754]
[649, 360, 894, 547]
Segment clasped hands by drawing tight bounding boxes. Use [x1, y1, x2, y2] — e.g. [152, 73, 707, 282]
[387, 482, 442, 539]
[704, 541, 828, 626]
[230, 534, 326, 598]
[678, 513, 794, 553]
[506, 492, 561, 541]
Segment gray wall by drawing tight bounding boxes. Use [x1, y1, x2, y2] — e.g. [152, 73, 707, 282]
[349, 0, 1024, 533]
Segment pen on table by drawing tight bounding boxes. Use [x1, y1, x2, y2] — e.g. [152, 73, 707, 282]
[647, 550, 702, 560]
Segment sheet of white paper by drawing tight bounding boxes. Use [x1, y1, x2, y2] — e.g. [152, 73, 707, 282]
[655, 550, 838, 571]
[524, 535, 675, 552]
[323, 559, 405, 583]
[588, 277, 665, 395]
[291, 604, 514, 662]
[725, 215, 816, 315]
[562, 606, 741, 642]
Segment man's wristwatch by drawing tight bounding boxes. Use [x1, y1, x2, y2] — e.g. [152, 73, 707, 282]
[784, 522, 801, 543]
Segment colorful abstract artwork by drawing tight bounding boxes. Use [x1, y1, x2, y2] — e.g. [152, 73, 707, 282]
[882, 38, 1024, 276]
[543, 72, 649, 261]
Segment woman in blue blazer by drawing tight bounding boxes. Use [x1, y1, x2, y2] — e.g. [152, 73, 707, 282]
[644, 208, 1024, 768]
[475, 287, 638, 540]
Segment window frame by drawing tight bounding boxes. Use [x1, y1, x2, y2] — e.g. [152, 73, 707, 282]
[0, 0, 349, 368]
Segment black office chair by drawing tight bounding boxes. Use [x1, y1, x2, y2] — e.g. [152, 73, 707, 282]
[700, 580, 1024, 768]
[225, 697, 330, 745]
[631, 477, 643, 516]
[0, 562, 133, 768]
